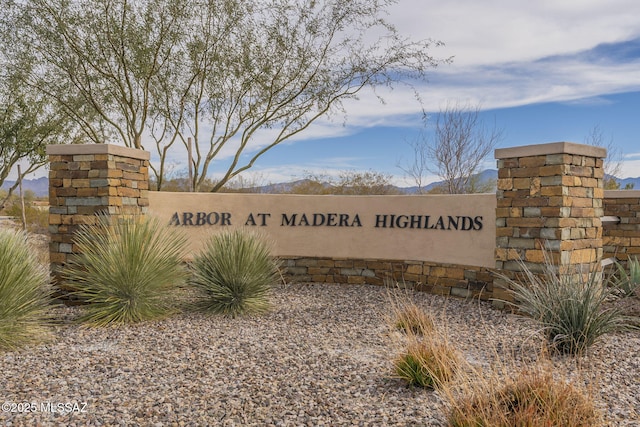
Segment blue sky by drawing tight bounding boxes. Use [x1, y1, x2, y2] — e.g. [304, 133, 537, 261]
[17, 0, 640, 186]
[222, 0, 640, 187]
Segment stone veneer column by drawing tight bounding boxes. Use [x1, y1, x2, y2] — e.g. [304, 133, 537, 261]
[493, 142, 606, 303]
[46, 144, 150, 282]
[603, 190, 640, 264]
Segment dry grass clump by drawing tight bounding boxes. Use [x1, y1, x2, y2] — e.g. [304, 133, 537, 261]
[387, 285, 459, 389]
[445, 363, 600, 427]
[385, 281, 603, 424]
[393, 299, 435, 336]
[393, 334, 459, 389]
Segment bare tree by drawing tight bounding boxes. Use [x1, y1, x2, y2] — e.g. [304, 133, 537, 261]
[397, 132, 430, 193]
[583, 125, 623, 189]
[430, 102, 503, 194]
[399, 102, 502, 194]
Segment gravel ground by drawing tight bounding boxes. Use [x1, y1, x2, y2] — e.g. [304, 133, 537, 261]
[1, 283, 639, 426]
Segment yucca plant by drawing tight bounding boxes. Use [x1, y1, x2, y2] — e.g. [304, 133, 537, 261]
[447, 366, 599, 427]
[613, 257, 640, 297]
[0, 229, 51, 350]
[63, 215, 188, 326]
[190, 228, 280, 317]
[393, 335, 459, 389]
[496, 250, 631, 355]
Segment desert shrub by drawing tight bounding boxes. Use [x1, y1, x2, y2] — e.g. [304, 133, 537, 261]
[393, 335, 459, 389]
[386, 283, 456, 389]
[3, 196, 49, 234]
[612, 257, 640, 297]
[0, 228, 51, 350]
[190, 228, 280, 317]
[497, 252, 631, 355]
[63, 215, 188, 326]
[447, 366, 599, 427]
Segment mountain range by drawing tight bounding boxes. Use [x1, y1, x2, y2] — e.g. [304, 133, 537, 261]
[2, 171, 638, 197]
[1, 177, 50, 197]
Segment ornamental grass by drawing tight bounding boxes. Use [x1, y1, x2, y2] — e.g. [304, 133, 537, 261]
[63, 215, 188, 326]
[0, 228, 51, 350]
[190, 228, 281, 318]
[386, 285, 459, 389]
[393, 334, 459, 389]
[612, 256, 640, 298]
[446, 363, 599, 427]
[496, 250, 632, 355]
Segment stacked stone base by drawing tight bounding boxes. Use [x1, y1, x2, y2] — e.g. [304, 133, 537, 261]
[47, 144, 150, 285]
[604, 190, 640, 266]
[281, 257, 493, 300]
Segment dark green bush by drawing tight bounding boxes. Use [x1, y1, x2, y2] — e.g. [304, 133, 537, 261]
[0, 229, 51, 349]
[190, 228, 280, 317]
[63, 215, 188, 326]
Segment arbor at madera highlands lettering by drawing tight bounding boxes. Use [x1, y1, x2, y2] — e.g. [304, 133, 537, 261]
[169, 212, 483, 231]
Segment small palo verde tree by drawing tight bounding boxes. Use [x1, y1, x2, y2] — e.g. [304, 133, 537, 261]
[7, 0, 447, 191]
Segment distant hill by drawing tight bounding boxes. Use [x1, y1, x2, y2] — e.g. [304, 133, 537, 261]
[1, 177, 49, 197]
[412, 169, 498, 193]
[1, 170, 637, 197]
[616, 176, 640, 190]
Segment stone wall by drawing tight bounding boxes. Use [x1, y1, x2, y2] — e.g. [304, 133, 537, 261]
[46, 144, 149, 282]
[603, 190, 640, 265]
[281, 257, 493, 300]
[48, 142, 640, 307]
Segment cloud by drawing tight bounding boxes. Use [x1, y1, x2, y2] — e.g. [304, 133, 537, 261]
[387, 0, 640, 67]
[41, 1, 640, 186]
[620, 159, 640, 179]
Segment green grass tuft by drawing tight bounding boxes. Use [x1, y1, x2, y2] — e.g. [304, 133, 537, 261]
[0, 229, 51, 350]
[497, 250, 632, 355]
[63, 215, 189, 326]
[393, 336, 459, 389]
[612, 256, 640, 298]
[190, 228, 280, 317]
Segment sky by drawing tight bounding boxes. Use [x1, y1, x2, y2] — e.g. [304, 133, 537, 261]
[219, 0, 640, 187]
[16, 0, 640, 186]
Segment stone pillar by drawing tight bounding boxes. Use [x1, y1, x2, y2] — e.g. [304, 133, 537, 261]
[603, 190, 640, 265]
[493, 142, 606, 303]
[46, 144, 150, 282]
